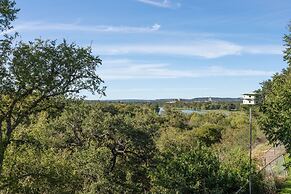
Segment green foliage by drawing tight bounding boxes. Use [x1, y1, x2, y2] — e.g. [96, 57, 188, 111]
[162, 108, 189, 130]
[194, 124, 223, 146]
[0, 101, 271, 193]
[1, 102, 159, 193]
[0, 1, 275, 193]
[171, 101, 241, 111]
[259, 25, 291, 154]
[189, 112, 203, 127]
[152, 146, 222, 193]
[219, 149, 270, 194]
[0, 0, 105, 177]
[278, 155, 291, 193]
[156, 127, 198, 153]
[0, 0, 18, 31]
[190, 112, 228, 127]
[0, 0, 19, 67]
[0, 112, 81, 193]
[84, 104, 158, 193]
[152, 146, 268, 194]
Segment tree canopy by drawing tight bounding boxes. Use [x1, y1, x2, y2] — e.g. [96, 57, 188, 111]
[0, 0, 104, 175]
[259, 24, 291, 155]
[0, 1, 282, 193]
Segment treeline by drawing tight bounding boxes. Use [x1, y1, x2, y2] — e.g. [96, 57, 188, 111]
[0, 102, 273, 193]
[165, 101, 241, 111]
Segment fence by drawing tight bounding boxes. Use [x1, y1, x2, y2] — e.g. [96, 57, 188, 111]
[260, 145, 288, 192]
[235, 145, 289, 193]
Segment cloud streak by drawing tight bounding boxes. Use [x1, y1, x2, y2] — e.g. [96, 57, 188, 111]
[99, 59, 275, 80]
[93, 40, 282, 58]
[6, 22, 161, 34]
[137, 0, 180, 8]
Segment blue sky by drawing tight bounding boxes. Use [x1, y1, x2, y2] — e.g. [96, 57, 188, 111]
[13, 0, 291, 99]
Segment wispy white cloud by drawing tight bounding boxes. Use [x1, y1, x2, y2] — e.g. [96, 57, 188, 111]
[6, 21, 161, 34]
[242, 45, 283, 55]
[93, 40, 282, 58]
[137, 0, 181, 8]
[99, 59, 275, 80]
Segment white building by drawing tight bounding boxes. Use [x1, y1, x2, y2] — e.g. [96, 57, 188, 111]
[242, 93, 257, 105]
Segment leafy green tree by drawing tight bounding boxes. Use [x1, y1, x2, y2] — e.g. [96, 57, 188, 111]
[189, 113, 203, 128]
[214, 111, 260, 156]
[0, 0, 105, 175]
[259, 25, 291, 155]
[156, 127, 198, 153]
[152, 146, 223, 193]
[194, 124, 223, 146]
[86, 104, 159, 193]
[0, 103, 158, 193]
[0, 112, 82, 193]
[162, 108, 189, 130]
[218, 149, 270, 194]
[203, 112, 227, 125]
[47, 103, 158, 193]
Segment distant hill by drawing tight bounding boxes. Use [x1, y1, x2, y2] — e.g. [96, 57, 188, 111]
[191, 97, 241, 102]
[88, 97, 242, 104]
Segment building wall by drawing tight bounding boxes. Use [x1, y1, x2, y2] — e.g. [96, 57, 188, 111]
[243, 99, 255, 105]
[243, 95, 256, 100]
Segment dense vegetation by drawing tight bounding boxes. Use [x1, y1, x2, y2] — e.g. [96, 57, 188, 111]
[258, 24, 291, 160]
[164, 101, 241, 111]
[0, 1, 290, 193]
[0, 102, 271, 193]
[0, 0, 104, 177]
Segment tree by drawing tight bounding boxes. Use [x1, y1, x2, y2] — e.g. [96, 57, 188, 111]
[152, 146, 222, 193]
[0, 0, 105, 175]
[259, 24, 291, 155]
[39, 103, 159, 193]
[194, 124, 223, 146]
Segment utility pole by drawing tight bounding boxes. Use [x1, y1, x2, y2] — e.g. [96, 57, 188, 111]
[249, 107, 252, 194]
[242, 93, 256, 194]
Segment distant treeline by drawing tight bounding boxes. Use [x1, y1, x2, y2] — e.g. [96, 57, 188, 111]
[164, 101, 241, 111]
[88, 97, 241, 104]
[88, 99, 242, 111]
